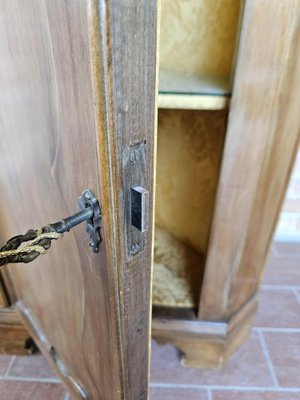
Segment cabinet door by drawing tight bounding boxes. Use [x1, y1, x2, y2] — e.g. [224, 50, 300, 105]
[0, 1, 157, 399]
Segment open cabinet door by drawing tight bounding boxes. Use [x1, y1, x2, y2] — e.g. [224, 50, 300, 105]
[0, 1, 158, 399]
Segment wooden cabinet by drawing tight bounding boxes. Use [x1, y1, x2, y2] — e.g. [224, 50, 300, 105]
[152, 0, 300, 369]
[0, 0, 299, 398]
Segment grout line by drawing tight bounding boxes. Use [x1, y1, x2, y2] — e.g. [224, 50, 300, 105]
[150, 383, 300, 392]
[293, 288, 300, 305]
[207, 388, 213, 400]
[0, 375, 61, 383]
[4, 356, 15, 378]
[258, 331, 279, 387]
[254, 327, 300, 333]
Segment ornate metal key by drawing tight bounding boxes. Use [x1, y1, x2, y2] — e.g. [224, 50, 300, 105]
[0, 190, 101, 266]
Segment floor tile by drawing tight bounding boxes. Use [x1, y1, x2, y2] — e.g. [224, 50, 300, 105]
[263, 332, 300, 387]
[150, 387, 208, 400]
[0, 356, 12, 376]
[255, 290, 300, 328]
[272, 243, 300, 258]
[263, 256, 300, 286]
[150, 334, 273, 387]
[0, 381, 65, 400]
[8, 355, 57, 380]
[212, 390, 300, 400]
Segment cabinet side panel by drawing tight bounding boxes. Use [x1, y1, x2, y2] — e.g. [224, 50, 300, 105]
[199, 0, 300, 320]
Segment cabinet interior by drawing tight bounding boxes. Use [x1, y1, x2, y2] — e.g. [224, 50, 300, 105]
[152, 0, 242, 312]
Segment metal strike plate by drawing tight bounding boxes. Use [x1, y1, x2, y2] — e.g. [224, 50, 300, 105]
[124, 141, 149, 257]
[131, 186, 149, 233]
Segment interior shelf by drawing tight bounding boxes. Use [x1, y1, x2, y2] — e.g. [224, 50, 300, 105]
[158, 70, 230, 110]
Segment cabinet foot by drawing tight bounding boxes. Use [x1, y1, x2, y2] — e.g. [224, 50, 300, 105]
[152, 296, 257, 369]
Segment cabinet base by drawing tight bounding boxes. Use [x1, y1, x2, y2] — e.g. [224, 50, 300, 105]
[0, 307, 32, 354]
[152, 295, 258, 369]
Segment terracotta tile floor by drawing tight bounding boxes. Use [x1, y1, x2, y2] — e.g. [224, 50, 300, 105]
[151, 242, 300, 400]
[0, 242, 299, 399]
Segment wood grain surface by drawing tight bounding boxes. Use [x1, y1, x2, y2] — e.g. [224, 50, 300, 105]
[0, 1, 157, 399]
[199, 0, 300, 320]
[0, 307, 32, 354]
[91, 0, 158, 398]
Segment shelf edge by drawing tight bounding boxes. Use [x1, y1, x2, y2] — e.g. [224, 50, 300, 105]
[158, 93, 229, 110]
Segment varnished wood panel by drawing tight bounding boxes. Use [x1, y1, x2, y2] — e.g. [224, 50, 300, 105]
[199, 0, 300, 320]
[160, 0, 242, 78]
[0, 2, 122, 398]
[0, 1, 157, 399]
